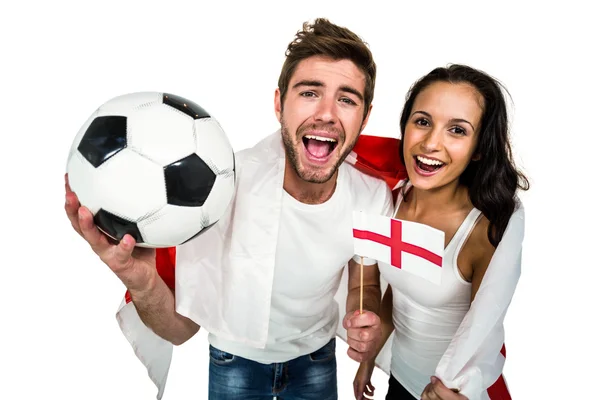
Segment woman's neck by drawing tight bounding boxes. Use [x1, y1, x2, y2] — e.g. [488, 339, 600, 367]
[403, 180, 471, 218]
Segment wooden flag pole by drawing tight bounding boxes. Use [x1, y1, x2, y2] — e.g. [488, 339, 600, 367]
[360, 256, 364, 314]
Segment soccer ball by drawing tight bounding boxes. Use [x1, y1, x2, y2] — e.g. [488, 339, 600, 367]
[66, 91, 236, 248]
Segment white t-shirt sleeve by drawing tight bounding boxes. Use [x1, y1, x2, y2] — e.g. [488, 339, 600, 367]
[351, 182, 395, 266]
[380, 183, 395, 217]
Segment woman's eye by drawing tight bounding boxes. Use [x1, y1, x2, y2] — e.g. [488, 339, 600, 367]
[450, 126, 467, 135]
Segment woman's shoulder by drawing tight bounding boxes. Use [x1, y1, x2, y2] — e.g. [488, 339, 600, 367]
[465, 211, 496, 268]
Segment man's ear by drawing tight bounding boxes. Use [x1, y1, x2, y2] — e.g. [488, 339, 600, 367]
[360, 103, 373, 133]
[274, 88, 282, 122]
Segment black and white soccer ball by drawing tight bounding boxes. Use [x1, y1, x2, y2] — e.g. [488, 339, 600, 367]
[66, 91, 235, 248]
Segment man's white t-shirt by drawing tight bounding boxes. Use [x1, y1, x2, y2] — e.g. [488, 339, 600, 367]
[208, 162, 393, 363]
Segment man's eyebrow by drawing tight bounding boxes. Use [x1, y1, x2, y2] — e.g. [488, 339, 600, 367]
[292, 80, 324, 89]
[292, 80, 364, 101]
[340, 85, 363, 101]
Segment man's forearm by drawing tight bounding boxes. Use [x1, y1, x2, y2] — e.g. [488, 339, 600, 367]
[346, 284, 381, 315]
[129, 273, 200, 346]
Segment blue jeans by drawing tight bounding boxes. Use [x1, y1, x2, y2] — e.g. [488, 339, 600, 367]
[208, 338, 338, 400]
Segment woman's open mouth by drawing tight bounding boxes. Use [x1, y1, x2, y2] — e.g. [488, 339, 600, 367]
[414, 155, 446, 176]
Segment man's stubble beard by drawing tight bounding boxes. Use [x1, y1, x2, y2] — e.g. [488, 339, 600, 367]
[280, 118, 361, 184]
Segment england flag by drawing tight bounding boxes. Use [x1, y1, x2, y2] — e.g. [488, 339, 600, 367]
[352, 211, 445, 285]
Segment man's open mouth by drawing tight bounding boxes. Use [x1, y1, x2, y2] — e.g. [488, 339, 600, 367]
[302, 134, 338, 159]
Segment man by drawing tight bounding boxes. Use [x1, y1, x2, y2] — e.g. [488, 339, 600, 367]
[64, 18, 393, 400]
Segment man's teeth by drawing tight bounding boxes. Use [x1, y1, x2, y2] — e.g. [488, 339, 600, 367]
[304, 135, 337, 143]
[417, 155, 444, 166]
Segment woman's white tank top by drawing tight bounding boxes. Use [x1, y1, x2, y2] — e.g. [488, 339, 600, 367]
[380, 193, 482, 398]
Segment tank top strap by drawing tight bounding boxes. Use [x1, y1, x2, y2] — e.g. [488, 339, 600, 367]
[447, 207, 483, 255]
[392, 181, 411, 216]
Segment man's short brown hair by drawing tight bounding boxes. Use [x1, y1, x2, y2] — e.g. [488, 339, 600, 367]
[277, 18, 376, 120]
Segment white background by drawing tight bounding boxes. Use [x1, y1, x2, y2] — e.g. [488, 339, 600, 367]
[2, 0, 598, 399]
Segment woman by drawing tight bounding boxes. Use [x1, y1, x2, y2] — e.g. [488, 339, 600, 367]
[353, 64, 529, 400]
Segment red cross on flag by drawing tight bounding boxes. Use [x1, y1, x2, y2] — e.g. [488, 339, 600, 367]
[352, 211, 445, 284]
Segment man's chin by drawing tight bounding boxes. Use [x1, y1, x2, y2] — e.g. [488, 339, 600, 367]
[296, 164, 337, 184]
[285, 143, 343, 184]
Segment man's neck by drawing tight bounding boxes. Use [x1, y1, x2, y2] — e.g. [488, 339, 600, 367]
[283, 163, 338, 205]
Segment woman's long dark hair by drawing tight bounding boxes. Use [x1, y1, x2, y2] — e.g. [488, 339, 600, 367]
[399, 64, 529, 247]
